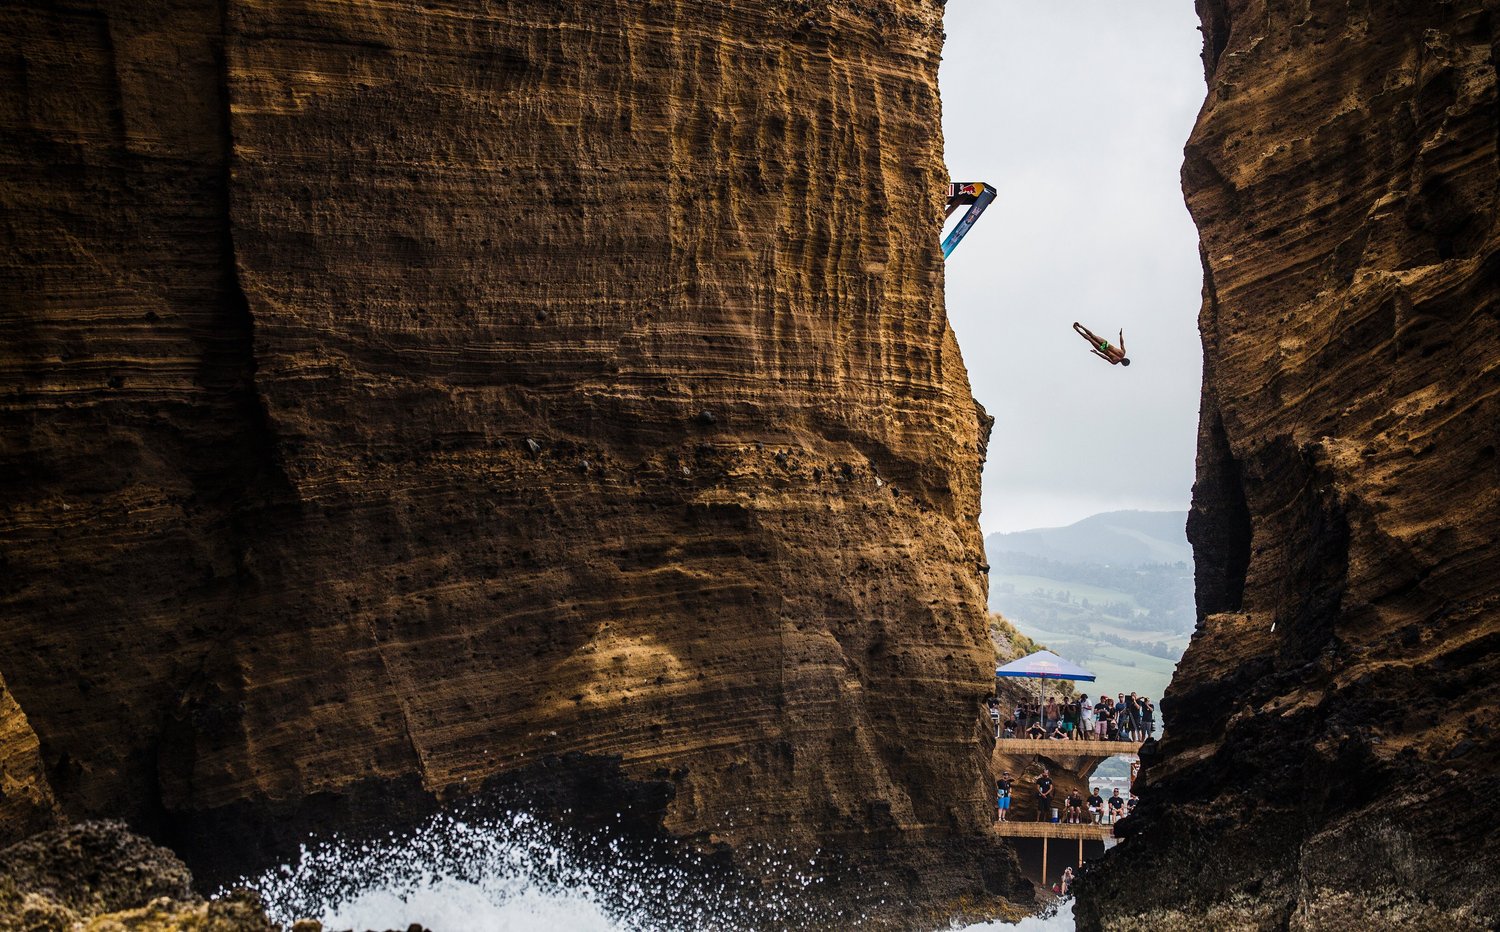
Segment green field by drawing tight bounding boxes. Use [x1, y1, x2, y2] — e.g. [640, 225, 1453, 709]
[1085, 619, 1191, 649]
[992, 574, 1144, 614]
[985, 512, 1193, 715]
[1014, 621, 1178, 709]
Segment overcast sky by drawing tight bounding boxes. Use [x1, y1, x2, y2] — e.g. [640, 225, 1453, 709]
[939, 1, 1207, 534]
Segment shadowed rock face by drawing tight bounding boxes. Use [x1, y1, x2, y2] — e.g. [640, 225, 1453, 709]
[1078, 1, 1499, 929]
[0, 0, 1023, 917]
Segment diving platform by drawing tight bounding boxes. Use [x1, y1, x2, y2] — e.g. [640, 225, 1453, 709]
[993, 738, 1141, 759]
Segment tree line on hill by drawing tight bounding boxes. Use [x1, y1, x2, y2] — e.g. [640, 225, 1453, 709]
[988, 551, 1195, 634]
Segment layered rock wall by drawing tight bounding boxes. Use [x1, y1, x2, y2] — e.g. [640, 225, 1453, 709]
[0, 672, 58, 847]
[1, 0, 1016, 915]
[1079, 1, 1499, 928]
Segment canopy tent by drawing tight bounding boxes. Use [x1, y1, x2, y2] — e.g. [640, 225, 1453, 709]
[995, 650, 1097, 737]
[996, 650, 1096, 682]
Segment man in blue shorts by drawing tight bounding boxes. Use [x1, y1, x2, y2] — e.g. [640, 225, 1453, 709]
[996, 771, 1013, 823]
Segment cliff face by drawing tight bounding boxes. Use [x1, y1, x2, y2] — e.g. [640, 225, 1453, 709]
[0, 0, 1016, 914]
[0, 672, 58, 847]
[1079, 1, 1499, 929]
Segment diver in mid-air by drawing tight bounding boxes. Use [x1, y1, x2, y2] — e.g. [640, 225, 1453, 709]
[1073, 321, 1130, 366]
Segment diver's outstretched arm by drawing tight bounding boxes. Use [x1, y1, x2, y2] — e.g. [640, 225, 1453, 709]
[1090, 349, 1112, 363]
[1118, 329, 1126, 355]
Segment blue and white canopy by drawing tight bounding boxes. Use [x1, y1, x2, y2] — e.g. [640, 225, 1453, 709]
[995, 649, 1096, 682]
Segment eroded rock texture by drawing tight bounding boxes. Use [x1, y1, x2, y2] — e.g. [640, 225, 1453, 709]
[1079, 1, 1499, 929]
[0, 672, 59, 847]
[0, 0, 1019, 918]
[0, 821, 276, 931]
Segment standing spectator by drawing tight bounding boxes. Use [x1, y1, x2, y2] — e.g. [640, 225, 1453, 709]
[1107, 788, 1125, 823]
[986, 696, 1001, 737]
[996, 771, 1013, 823]
[1114, 694, 1128, 740]
[1095, 697, 1111, 740]
[1141, 696, 1156, 739]
[1043, 697, 1059, 732]
[1036, 769, 1054, 821]
[1087, 787, 1104, 824]
[1080, 694, 1094, 739]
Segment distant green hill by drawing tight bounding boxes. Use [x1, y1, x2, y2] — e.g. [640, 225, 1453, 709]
[986, 510, 1190, 566]
[984, 510, 1194, 705]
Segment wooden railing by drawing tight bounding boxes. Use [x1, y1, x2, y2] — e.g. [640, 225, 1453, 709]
[992, 821, 1115, 840]
[992, 737, 1142, 757]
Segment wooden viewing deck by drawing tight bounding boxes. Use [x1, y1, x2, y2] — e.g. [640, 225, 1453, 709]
[987, 735, 1138, 882]
[993, 737, 1142, 758]
[993, 821, 1115, 841]
[993, 820, 1120, 882]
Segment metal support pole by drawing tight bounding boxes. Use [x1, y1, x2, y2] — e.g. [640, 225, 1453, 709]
[1078, 836, 1083, 868]
[1042, 836, 1048, 889]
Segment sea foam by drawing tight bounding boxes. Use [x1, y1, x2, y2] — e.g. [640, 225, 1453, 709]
[235, 810, 1073, 931]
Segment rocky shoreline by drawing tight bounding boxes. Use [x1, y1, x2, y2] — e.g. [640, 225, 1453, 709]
[0, 822, 277, 932]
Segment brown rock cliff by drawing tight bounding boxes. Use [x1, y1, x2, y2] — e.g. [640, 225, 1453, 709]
[1, 0, 1021, 919]
[0, 672, 59, 847]
[1078, 1, 1499, 929]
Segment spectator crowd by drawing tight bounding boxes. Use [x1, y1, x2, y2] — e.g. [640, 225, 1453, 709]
[987, 692, 1155, 741]
[996, 767, 1140, 826]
